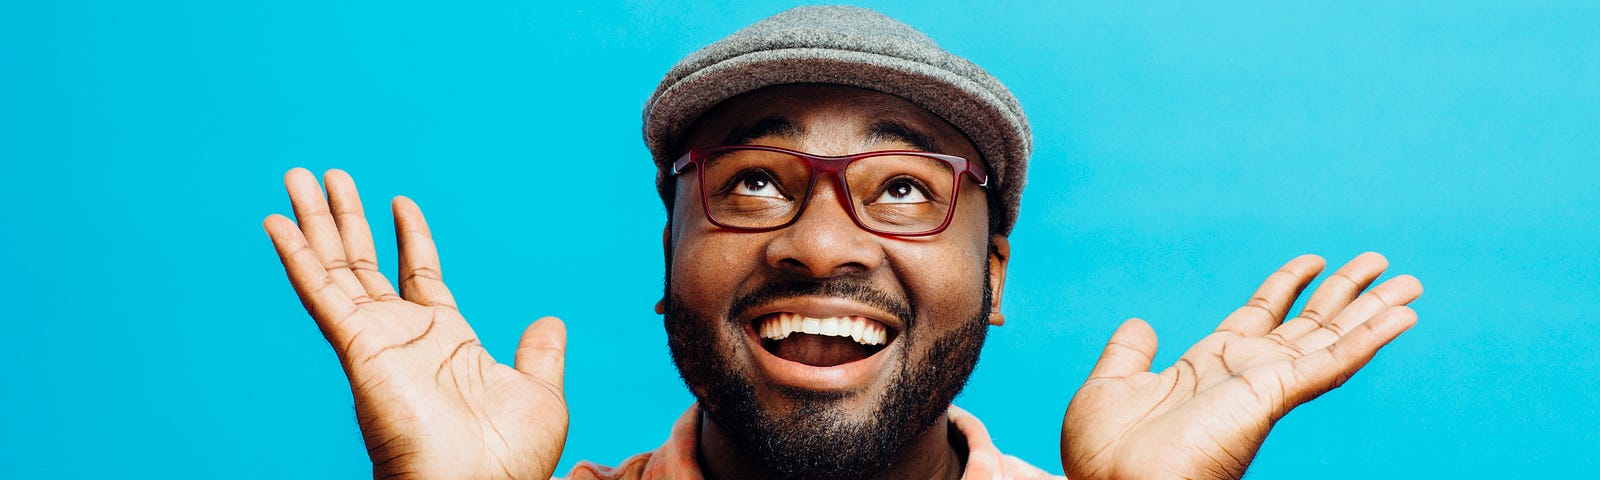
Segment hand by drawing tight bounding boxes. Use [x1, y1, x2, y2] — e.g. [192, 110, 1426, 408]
[1061, 253, 1422, 480]
[264, 168, 568, 479]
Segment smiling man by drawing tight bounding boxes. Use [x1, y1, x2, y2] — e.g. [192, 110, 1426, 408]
[264, 6, 1423, 480]
[652, 81, 1021, 479]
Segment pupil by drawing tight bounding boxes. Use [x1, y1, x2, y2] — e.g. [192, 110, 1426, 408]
[891, 183, 911, 198]
[745, 177, 768, 190]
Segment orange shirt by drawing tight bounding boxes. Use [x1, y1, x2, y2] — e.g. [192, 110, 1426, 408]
[560, 405, 1063, 480]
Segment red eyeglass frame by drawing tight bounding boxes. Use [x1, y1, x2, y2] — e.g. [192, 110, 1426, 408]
[670, 144, 989, 237]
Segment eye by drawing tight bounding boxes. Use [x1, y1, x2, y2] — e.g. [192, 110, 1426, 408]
[728, 170, 786, 198]
[871, 177, 931, 204]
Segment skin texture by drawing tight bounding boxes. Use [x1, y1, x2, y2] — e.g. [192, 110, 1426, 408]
[662, 84, 1009, 480]
[262, 86, 1422, 480]
[264, 169, 569, 479]
[1061, 253, 1422, 480]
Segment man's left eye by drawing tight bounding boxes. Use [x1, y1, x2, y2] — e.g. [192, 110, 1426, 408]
[871, 178, 931, 204]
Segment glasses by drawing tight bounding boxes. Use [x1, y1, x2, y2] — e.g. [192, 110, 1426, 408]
[671, 145, 988, 236]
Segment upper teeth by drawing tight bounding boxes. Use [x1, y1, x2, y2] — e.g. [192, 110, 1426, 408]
[758, 313, 889, 346]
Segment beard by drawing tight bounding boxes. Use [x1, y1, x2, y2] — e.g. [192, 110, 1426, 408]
[664, 272, 991, 480]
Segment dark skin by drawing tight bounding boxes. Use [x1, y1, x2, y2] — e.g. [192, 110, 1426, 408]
[263, 85, 1422, 480]
[664, 84, 1009, 480]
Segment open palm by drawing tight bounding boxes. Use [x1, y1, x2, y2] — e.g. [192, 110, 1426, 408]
[264, 168, 568, 479]
[1062, 253, 1422, 480]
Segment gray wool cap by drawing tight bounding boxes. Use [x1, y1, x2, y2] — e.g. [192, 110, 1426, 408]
[643, 5, 1032, 235]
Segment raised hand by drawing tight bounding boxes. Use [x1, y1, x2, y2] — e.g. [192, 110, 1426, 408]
[1061, 253, 1422, 480]
[264, 168, 568, 479]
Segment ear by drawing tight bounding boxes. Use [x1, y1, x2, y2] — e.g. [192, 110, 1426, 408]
[656, 225, 670, 315]
[986, 234, 1010, 327]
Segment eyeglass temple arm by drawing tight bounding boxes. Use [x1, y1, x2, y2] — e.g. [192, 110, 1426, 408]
[670, 152, 695, 174]
[964, 160, 989, 188]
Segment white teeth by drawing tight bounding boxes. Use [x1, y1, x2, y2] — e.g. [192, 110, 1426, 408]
[758, 313, 889, 346]
[819, 317, 840, 335]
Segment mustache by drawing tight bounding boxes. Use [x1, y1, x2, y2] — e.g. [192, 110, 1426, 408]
[727, 277, 916, 329]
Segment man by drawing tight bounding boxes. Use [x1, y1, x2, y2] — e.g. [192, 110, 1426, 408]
[263, 6, 1422, 479]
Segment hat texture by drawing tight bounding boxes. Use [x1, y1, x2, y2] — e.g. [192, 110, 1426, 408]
[644, 5, 1031, 234]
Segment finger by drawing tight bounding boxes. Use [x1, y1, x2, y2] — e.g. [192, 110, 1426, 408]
[1087, 318, 1158, 380]
[1214, 255, 1325, 337]
[1268, 252, 1387, 344]
[393, 196, 457, 309]
[264, 214, 360, 337]
[514, 316, 568, 392]
[323, 169, 400, 302]
[1295, 274, 1422, 353]
[284, 168, 372, 304]
[1281, 305, 1416, 406]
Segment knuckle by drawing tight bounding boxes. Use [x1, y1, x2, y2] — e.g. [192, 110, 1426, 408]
[408, 267, 443, 281]
[1368, 288, 1397, 308]
[1298, 307, 1325, 323]
[1263, 332, 1288, 345]
[1329, 272, 1360, 287]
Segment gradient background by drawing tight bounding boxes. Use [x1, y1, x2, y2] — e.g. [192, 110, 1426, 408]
[3, 1, 1596, 477]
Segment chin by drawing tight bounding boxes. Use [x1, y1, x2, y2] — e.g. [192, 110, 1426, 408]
[662, 277, 991, 480]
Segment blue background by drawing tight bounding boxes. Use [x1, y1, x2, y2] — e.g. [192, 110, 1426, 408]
[3, 1, 1596, 477]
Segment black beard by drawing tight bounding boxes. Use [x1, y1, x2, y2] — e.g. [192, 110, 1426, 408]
[664, 274, 990, 480]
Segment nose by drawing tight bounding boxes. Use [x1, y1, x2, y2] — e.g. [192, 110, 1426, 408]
[764, 175, 885, 278]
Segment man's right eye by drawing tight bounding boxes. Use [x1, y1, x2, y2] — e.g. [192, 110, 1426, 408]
[728, 170, 786, 198]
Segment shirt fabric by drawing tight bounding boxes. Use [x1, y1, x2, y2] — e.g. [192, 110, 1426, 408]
[560, 405, 1063, 480]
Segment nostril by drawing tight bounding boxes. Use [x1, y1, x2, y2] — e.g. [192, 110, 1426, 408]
[774, 258, 871, 278]
[829, 262, 872, 277]
[775, 258, 807, 272]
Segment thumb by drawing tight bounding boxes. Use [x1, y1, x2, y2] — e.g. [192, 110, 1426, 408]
[1086, 318, 1158, 379]
[515, 316, 568, 391]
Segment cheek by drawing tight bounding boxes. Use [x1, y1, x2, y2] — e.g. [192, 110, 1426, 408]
[895, 192, 991, 328]
[669, 220, 761, 316]
[672, 238, 743, 295]
[669, 187, 769, 330]
[894, 237, 988, 326]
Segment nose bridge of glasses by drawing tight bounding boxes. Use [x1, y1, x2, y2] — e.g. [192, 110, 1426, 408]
[798, 168, 858, 222]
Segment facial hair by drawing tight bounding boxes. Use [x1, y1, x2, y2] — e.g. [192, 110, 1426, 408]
[664, 272, 990, 480]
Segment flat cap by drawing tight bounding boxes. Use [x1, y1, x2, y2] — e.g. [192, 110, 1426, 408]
[644, 5, 1031, 234]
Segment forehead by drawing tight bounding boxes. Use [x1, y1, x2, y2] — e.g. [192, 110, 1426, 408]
[677, 84, 981, 160]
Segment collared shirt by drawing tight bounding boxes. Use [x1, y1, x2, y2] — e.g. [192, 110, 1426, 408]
[559, 405, 1063, 480]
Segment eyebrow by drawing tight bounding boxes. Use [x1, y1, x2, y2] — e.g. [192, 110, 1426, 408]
[721, 116, 802, 145]
[864, 120, 941, 153]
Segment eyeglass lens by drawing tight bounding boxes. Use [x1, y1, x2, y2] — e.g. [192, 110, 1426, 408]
[700, 148, 957, 234]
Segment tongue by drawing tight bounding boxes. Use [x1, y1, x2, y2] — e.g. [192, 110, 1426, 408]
[774, 333, 871, 367]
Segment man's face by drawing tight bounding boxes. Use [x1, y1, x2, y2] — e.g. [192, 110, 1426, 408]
[662, 84, 1009, 478]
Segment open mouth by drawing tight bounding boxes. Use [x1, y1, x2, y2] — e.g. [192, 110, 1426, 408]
[753, 312, 897, 367]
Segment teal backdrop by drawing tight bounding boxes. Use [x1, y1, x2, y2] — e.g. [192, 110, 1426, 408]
[3, 1, 1596, 477]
